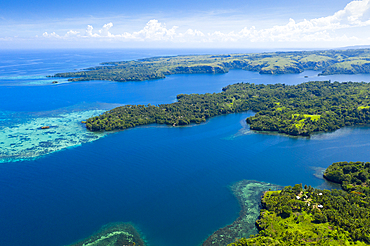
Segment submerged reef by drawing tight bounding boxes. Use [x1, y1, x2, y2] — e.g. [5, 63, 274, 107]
[228, 162, 370, 245]
[67, 222, 146, 246]
[202, 180, 282, 246]
[0, 109, 107, 162]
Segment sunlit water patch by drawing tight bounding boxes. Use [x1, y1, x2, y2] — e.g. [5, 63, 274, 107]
[0, 75, 70, 86]
[308, 166, 342, 190]
[0, 109, 108, 162]
[223, 115, 253, 140]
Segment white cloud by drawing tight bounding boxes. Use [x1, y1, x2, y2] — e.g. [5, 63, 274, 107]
[85, 25, 99, 37]
[43, 32, 61, 38]
[99, 22, 114, 37]
[65, 30, 79, 37]
[125, 20, 178, 41]
[202, 0, 370, 43]
[184, 29, 205, 37]
[43, 30, 79, 39]
[176, 29, 206, 42]
[40, 0, 370, 45]
[332, 0, 370, 26]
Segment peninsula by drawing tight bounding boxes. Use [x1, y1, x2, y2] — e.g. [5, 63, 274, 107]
[227, 161, 370, 246]
[52, 48, 370, 82]
[66, 162, 370, 246]
[84, 81, 370, 137]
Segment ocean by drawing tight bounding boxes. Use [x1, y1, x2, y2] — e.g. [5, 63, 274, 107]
[1, 49, 370, 246]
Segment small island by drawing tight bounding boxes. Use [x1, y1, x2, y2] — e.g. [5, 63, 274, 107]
[51, 48, 370, 82]
[83, 81, 370, 137]
[227, 161, 370, 246]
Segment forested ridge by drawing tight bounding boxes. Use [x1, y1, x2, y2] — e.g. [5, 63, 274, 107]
[52, 49, 370, 82]
[85, 81, 370, 137]
[228, 161, 370, 246]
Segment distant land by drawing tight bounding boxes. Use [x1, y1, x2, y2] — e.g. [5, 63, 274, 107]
[52, 48, 370, 82]
[341, 45, 370, 50]
[50, 48, 370, 137]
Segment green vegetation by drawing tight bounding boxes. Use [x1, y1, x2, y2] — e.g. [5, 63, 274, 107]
[52, 49, 370, 82]
[84, 81, 370, 137]
[324, 161, 370, 195]
[228, 161, 370, 246]
[292, 114, 321, 129]
[358, 106, 370, 110]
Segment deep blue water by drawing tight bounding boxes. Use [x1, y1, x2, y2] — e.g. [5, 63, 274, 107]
[1, 49, 370, 246]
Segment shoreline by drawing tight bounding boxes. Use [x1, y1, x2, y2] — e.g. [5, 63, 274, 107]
[0, 109, 108, 163]
[202, 180, 282, 246]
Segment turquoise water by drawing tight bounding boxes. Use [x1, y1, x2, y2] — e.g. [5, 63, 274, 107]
[1, 49, 370, 246]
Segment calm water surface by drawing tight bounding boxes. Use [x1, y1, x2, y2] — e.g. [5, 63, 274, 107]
[1, 49, 370, 246]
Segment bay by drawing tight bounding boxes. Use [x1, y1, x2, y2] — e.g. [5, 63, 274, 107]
[1, 49, 370, 246]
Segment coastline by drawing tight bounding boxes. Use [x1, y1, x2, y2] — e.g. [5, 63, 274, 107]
[202, 180, 282, 246]
[0, 48, 369, 245]
[0, 109, 108, 163]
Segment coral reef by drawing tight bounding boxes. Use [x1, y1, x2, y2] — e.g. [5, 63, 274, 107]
[67, 222, 146, 246]
[202, 180, 281, 246]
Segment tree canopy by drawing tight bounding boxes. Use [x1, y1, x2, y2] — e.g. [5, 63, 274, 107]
[84, 81, 370, 137]
[324, 161, 370, 196]
[228, 161, 370, 246]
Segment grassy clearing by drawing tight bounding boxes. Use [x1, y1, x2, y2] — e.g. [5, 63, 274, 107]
[358, 106, 370, 110]
[292, 114, 321, 129]
[299, 54, 334, 63]
[331, 60, 369, 69]
[258, 57, 296, 70]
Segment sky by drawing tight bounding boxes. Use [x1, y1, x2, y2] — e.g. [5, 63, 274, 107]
[1, 0, 370, 49]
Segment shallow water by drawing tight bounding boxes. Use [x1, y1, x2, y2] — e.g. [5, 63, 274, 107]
[1, 49, 370, 246]
[0, 109, 107, 162]
[203, 180, 283, 245]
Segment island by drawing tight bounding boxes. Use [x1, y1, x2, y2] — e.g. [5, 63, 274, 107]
[226, 161, 370, 246]
[51, 49, 370, 82]
[84, 81, 370, 137]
